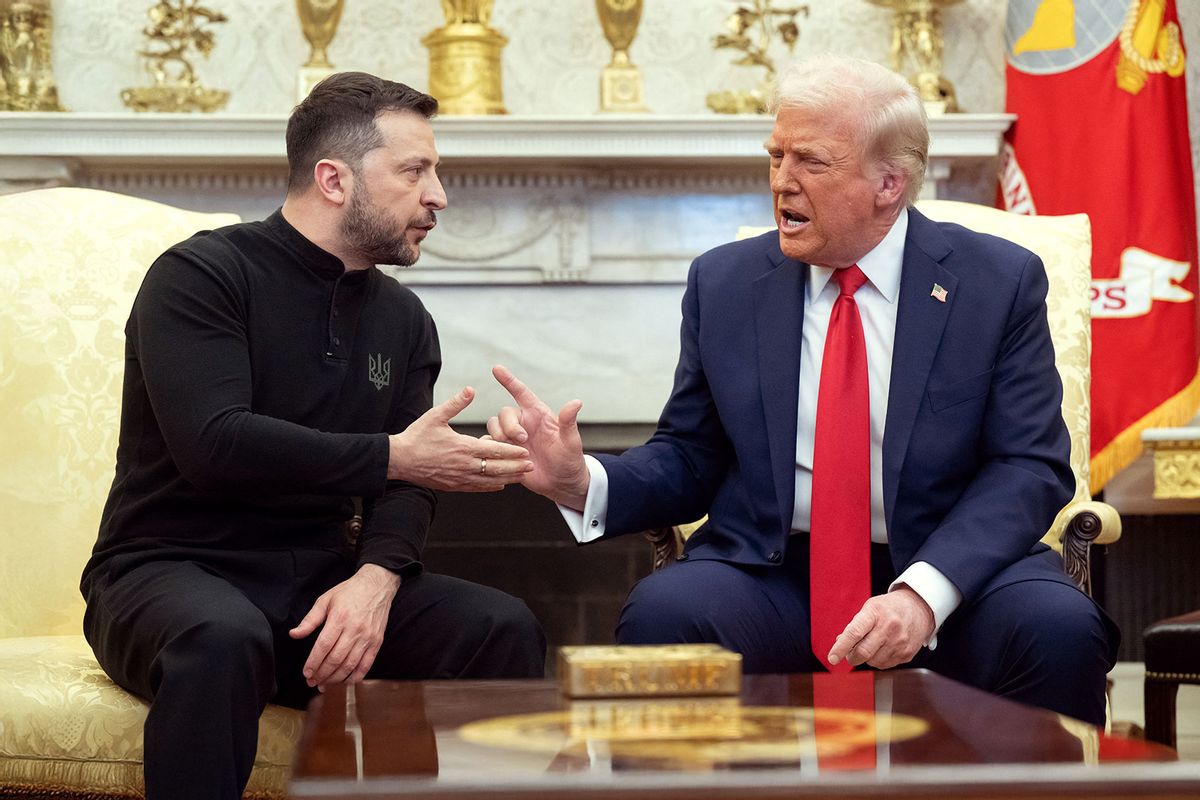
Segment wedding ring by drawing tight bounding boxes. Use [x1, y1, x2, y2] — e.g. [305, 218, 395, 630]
[479, 458, 487, 475]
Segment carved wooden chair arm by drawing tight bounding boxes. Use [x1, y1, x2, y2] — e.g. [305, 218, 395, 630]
[643, 526, 684, 571]
[1046, 499, 1121, 596]
[643, 517, 706, 571]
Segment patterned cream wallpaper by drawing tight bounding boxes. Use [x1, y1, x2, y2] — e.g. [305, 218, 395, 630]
[44, 0, 1200, 202]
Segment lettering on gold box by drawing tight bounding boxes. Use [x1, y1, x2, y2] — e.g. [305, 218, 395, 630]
[567, 697, 742, 741]
[558, 644, 742, 698]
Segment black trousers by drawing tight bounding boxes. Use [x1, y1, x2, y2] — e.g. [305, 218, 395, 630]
[83, 548, 546, 800]
[617, 539, 1113, 727]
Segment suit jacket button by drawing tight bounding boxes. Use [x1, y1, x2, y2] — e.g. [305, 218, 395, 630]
[675, 553, 689, 562]
[767, 551, 782, 564]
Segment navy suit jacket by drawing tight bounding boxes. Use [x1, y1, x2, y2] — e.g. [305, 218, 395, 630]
[595, 208, 1078, 608]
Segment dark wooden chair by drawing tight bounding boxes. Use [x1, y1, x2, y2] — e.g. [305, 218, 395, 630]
[1143, 609, 1200, 748]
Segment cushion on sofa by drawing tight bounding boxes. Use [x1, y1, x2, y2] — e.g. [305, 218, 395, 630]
[0, 636, 304, 799]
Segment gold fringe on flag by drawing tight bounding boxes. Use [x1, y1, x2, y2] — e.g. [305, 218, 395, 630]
[1090, 361, 1200, 493]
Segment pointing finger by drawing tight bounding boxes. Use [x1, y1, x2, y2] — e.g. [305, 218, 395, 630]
[846, 629, 884, 667]
[828, 610, 874, 665]
[492, 365, 541, 410]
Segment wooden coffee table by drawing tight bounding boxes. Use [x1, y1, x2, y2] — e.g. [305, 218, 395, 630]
[290, 669, 1196, 799]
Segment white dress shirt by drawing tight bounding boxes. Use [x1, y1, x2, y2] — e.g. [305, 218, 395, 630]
[561, 210, 962, 645]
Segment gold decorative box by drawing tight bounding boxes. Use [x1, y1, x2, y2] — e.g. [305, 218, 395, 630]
[557, 644, 742, 698]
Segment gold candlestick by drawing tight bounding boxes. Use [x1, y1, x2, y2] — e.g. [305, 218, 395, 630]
[866, 0, 963, 114]
[0, 0, 65, 111]
[596, 0, 647, 112]
[295, 0, 345, 101]
[421, 0, 507, 115]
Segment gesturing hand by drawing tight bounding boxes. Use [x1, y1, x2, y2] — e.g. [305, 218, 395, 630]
[388, 386, 532, 491]
[827, 586, 935, 670]
[488, 365, 590, 510]
[289, 564, 400, 691]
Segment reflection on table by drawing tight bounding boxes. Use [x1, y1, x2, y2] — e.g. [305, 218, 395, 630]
[292, 670, 1184, 799]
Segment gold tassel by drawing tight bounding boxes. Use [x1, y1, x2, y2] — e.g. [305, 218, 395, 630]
[1090, 362, 1200, 492]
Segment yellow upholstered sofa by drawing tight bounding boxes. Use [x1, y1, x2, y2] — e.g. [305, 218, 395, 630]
[0, 188, 303, 798]
[648, 200, 1121, 595]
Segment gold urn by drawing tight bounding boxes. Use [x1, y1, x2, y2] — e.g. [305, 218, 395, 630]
[0, 0, 65, 111]
[295, 0, 346, 101]
[595, 0, 647, 112]
[421, 0, 507, 115]
[866, 0, 963, 114]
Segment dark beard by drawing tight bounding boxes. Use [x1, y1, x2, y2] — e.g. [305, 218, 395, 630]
[340, 183, 433, 267]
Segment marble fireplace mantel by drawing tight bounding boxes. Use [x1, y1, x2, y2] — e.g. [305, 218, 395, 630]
[0, 111, 1011, 169]
[0, 112, 1013, 425]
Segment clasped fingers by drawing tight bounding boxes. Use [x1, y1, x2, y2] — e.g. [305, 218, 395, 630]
[470, 434, 528, 462]
[475, 456, 532, 478]
[424, 435, 529, 492]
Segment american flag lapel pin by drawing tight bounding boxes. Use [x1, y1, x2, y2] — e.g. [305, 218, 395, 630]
[931, 283, 948, 303]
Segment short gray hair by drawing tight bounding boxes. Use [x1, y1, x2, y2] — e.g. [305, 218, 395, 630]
[770, 55, 928, 206]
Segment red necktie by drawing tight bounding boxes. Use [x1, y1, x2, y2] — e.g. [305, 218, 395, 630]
[810, 265, 871, 673]
[812, 671, 878, 771]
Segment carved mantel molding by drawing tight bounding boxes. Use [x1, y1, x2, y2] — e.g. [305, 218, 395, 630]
[0, 111, 1012, 191]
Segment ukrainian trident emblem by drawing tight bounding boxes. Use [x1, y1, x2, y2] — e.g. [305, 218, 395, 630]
[368, 354, 391, 390]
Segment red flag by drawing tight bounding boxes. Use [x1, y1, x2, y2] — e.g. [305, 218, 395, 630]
[1001, 0, 1199, 490]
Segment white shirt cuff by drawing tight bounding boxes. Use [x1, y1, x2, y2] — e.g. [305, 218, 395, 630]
[558, 455, 608, 543]
[889, 561, 962, 651]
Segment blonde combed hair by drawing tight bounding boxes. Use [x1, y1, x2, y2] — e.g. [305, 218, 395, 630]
[770, 55, 929, 206]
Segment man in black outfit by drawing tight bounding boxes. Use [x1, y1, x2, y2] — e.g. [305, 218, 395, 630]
[80, 73, 546, 800]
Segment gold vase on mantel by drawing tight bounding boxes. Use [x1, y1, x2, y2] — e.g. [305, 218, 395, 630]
[295, 0, 345, 101]
[421, 0, 507, 115]
[866, 0, 963, 114]
[595, 0, 647, 112]
[0, 0, 65, 111]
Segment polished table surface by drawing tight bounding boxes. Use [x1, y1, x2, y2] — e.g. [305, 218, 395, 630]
[290, 670, 1196, 799]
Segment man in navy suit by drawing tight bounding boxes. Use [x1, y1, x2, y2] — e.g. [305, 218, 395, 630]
[487, 56, 1115, 725]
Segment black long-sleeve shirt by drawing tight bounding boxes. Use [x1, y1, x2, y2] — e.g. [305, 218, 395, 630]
[83, 210, 440, 589]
